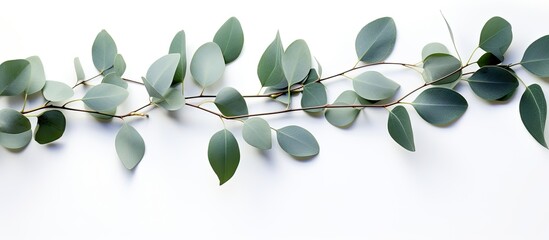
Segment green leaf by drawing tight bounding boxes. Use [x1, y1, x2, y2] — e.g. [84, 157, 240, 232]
[303, 59, 323, 85]
[169, 30, 187, 84]
[412, 87, 468, 125]
[479, 16, 512, 60]
[388, 106, 415, 151]
[422, 53, 462, 85]
[25, 56, 46, 95]
[208, 129, 240, 185]
[282, 39, 312, 86]
[0, 109, 31, 149]
[144, 54, 180, 98]
[35, 110, 66, 144]
[257, 32, 286, 88]
[353, 71, 400, 101]
[92, 30, 117, 73]
[242, 117, 272, 150]
[115, 124, 145, 170]
[477, 52, 502, 67]
[213, 17, 244, 64]
[214, 87, 248, 117]
[74, 57, 85, 81]
[276, 125, 319, 158]
[42, 80, 74, 102]
[87, 106, 116, 120]
[0, 59, 31, 96]
[153, 86, 185, 111]
[301, 83, 327, 113]
[113, 54, 126, 76]
[468, 66, 518, 101]
[519, 84, 547, 148]
[325, 90, 369, 128]
[421, 42, 449, 60]
[83, 83, 128, 112]
[521, 35, 549, 77]
[355, 17, 396, 63]
[190, 42, 225, 88]
[102, 72, 128, 89]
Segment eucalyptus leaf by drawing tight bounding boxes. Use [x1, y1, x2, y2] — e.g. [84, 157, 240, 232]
[479, 16, 512, 60]
[25, 56, 46, 95]
[421, 42, 449, 60]
[190, 42, 225, 88]
[42, 80, 74, 102]
[301, 82, 327, 113]
[208, 129, 240, 185]
[115, 124, 145, 170]
[355, 17, 396, 63]
[521, 35, 549, 77]
[0, 59, 31, 96]
[519, 84, 547, 148]
[477, 52, 502, 67]
[87, 106, 116, 120]
[169, 30, 187, 84]
[353, 71, 400, 101]
[0, 109, 31, 149]
[276, 125, 319, 158]
[35, 110, 66, 144]
[214, 87, 248, 117]
[387, 106, 415, 151]
[412, 87, 468, 125]
[154, 86, 185, 111]
[242, 117, 272, 150]
[102, 72, 128, 89]
[468, 66, 518, 101]
[282, 39, 312, 86]
[113, 54, 126, 76]
[74, 57, 85, 81]
[0, 131, 32, 150]
[82, 83, 128, 112]
[144, 54, 180, 98]
[422, 53, 462, 85]
[213, 17, 244, 64]
[257, 32, 286, 88]
[92, 30, 117, 73]
[325, 90, 369, 128]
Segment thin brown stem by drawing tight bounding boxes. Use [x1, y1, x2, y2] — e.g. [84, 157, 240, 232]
[22, 103, 153, 119]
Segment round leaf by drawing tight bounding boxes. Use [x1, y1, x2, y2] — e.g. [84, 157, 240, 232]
[0, 59, 31, 96]
[301, 83, 327, 113]
[257, 32, 286, 88]
[353, 71, 400, 101]
[0, 109, 31, 149]
[468, 66, 518, 101]
[83, 83, 128, 112]
[153, 86, 185, 111]
[479, 16, 512, 60]
[412, 87, 468, 125]
[213, 17, 244, 64]
[115, 124, 145, 170]
[276, 125, 319, 158]
[35, 110, 66, 144]
[422, 53, 462, 85]
[144, 54, 180, 98]
[169, 30, 187, 84]
[477, 52, 502, 67]
[42, 81, 74, 102]
[74, 57, 85, 81]
[214, 87, 248, 117]
[388, 106, 415, 151]
[521, 35, 549, 77]
[242, 118, 272, 150]
[190, 42, 225, 88]
[92, 30, 117, 73]
[25, 56, 46, 95]
[208, 129, 240, 185]
[520, 84, 547, 148]
[0, 131, 32, 150]
[355, 17, 396, 63]
[421, 42, 449, 60]
[282, 39, 312, 86]
[325, 90, 369, 128]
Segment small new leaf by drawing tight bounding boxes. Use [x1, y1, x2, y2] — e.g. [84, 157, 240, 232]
[74, 57, 85, 81]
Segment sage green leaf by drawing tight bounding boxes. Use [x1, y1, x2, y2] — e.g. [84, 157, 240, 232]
[282, 39, 312, 86]
[242, 117, 272, 150]
[0, 109, 31, 149]
[102, 72, 128, 89]
[355, 17, 396, 63]
[74, 57, 85, 81]
[412, 87, 468, 125]
[479, 16, 512, 60]
[257, 32, 286, 88]
[421, 42, 449, 60]
[142, 77, 163, 99]
[277, 125, 319, 158]
[0, 59, 31, 96]
[519, 84, 547, 148]
[190, 42, 225, 88]
[83, 83, 128, 112]
[115, 124, 145, 170]
[388, 106, 415, 151]
[42, 80, 74, 102]
[521, 35, 549, 77]
[35, 110, 65, 144]
[301, 82, 327, 113]
[113, 54, 126, 76]
[144, 54, 180, 98]
[208, 129, 240, 185]
[213, 17, 244, 64]
[87, 106, 116, 120]
[92, 30, 117, 73]
[153, 86, 185, 111]
[441, 12, 460, 61]
[325, 90, 368, 127]
[169, 30, 187, 84]
[214, 87, 248, 117]
[477, 52, 502, 67]
[422, 53, 462, 85]
[303, 59, 322, 85]
[468, 66, 518, 101]
[353, 71, 400, 101]
[25, 56, 46, 95]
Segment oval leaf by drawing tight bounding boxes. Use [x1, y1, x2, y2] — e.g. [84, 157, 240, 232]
[521, 35, 549, 77]
[301, 82, 327, 113]
[468, 66, 518, 101]
[257, 32, 286, 88]
[214, 87, 248, 117]
[325, 90, 369, 128]
[520, 84, 547, 148]
[42, 80, 74, 102]
[113, 54, 126, 76]
[422, 53, 462, 85]
[208, 129, 240, 185]
[145, 54, 180, 98]
[213, 17, 244, 64]
[242, 117, 272, 150]
[190, 42, 225, 88]
[92, 30, 117, 73]
[25, 56, 46, 95]
[477, 52, 503, 67]
[479, 16, 512, 60]
[0, 59, 31, 96]
[282, 39, 312, 86]
[353, 71, 400, 101]
[412, 87, 468, 125]
[276, 125, 319, 158]
[35, 110, 66, 144]
[74, 57, 85, 81]
[83, 83, 128, 112]
[0, 109, 31, 149]
[422, 42, 450, 60]
[169, 30, 187, 84]
[355, 17, 396, 63]
[388, 106, 415, 151]
[115, 124, 145, 170]
[153, 86, 185, 111]
[102, 72, 128, 89]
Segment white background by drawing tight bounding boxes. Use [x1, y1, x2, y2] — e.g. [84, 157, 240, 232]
[1, 0, 549, 239]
